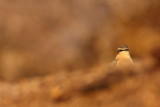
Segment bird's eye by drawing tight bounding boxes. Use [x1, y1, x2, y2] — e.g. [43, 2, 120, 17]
[125, 49, 129, 51]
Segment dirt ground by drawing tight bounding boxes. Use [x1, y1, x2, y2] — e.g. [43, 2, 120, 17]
[0, 50, 160, 107]
[0, 0, 160, 107]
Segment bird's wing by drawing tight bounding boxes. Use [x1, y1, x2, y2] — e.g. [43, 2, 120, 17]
[110, 59, 118, 69]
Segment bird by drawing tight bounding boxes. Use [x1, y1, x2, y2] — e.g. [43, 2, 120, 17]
[111, 44, 134, 71]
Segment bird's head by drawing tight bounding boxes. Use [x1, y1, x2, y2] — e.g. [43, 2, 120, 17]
[117, 44, 129, 53]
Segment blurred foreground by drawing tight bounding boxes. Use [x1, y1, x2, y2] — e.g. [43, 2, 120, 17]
[0, 46, 160, 107]
[0, 0, 160, 107]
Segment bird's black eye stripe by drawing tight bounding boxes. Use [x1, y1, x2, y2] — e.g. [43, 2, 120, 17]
[117, 50, 123, 52]
[117, 49, 129, 53]
[125, 49, 129, 51]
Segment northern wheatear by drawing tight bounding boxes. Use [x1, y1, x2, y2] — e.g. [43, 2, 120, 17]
[111, 45, 134, 70]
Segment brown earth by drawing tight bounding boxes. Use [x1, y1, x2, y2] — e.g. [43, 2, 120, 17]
[0, 0, 160, 107]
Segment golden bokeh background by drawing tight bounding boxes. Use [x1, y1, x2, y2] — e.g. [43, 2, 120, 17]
[0, 0, 160, 107]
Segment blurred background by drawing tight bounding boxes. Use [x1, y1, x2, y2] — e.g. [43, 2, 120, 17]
[0, 0, 160, 107]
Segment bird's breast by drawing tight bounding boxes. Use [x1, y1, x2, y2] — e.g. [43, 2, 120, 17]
[115, 58, 134, 70]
